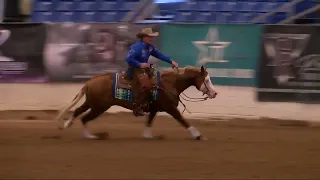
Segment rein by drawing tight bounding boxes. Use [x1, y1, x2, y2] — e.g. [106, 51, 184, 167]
[150, 65, 209, 114]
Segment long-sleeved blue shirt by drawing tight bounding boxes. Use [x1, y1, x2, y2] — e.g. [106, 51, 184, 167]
[126, 40, 172, 68]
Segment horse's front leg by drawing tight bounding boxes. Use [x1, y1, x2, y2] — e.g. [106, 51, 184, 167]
[166, 106, 207, 140]
[143, 110, 157, 139]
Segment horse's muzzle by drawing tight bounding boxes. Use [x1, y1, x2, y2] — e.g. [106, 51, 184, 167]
[208, 92, 217, 99]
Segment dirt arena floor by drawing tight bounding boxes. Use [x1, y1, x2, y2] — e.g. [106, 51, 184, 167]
[1, 110, 320, 179]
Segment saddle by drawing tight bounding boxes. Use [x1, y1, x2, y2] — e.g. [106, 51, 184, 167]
[117, 72, 133, 89]
[116, 69, 158, 90]
[113, 68, 161, 101]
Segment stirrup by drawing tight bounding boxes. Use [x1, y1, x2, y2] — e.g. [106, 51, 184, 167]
[133, 109, 145, 116]
[133, 103, 145, 116]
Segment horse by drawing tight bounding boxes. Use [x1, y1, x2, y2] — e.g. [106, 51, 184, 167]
[55, 65, 218, 140]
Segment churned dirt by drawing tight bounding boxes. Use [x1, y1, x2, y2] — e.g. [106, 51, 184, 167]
[1, 111, 320, 179]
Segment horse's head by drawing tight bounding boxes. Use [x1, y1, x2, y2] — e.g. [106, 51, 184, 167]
[185, 66, 217, 99]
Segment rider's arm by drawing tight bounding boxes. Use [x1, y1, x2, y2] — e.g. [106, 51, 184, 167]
[150, 46, 172, 64]
[126, 46, 142, 68]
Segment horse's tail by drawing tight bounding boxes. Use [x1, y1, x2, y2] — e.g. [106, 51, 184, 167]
[54, 85, 87, 123]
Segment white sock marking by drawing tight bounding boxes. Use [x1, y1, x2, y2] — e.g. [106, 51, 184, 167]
[143, 127, 153, 138]
[188, 126, 201, 137]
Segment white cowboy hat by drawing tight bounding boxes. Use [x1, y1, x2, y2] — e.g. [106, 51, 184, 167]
[136, 28, 159, 38]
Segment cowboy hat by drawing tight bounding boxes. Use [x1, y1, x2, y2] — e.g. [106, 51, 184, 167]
[136, 28, 159, 38]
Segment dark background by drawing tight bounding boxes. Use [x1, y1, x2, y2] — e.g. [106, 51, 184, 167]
[0, 23, 47, 82]
[43, 23, 160, 82]
[256, 24, 320, 103]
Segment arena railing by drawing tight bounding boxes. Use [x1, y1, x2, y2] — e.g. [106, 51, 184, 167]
[251, 0, 305, 24]
[279, 4, 320, 24]
[134, 1, 158, 22]
[121, 0, 152, 23]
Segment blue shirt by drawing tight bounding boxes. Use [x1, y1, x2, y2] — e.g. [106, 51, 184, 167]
[126, 40, 172, 68]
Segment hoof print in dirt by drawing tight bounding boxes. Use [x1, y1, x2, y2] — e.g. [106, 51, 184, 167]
[149, 135, 165, 140]
[41, 135, 61, 140]
[155, 135, 165, 140]
[25, 116, 37, 120]
[92, 132, 109, 140]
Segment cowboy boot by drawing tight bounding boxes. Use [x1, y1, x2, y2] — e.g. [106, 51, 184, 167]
[132, 69, 153, 116]
[132, 89, 149, 116]
[131, 81, 148, 116]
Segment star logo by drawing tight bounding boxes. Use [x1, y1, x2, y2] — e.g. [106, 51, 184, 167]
[192, 27, 231, 65]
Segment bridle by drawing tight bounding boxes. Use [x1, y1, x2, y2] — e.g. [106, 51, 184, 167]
[171, 66, 209, 101]
[149, 64, 209, 114]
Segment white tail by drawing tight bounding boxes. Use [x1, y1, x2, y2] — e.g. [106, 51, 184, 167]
[55, 86, 86, 123]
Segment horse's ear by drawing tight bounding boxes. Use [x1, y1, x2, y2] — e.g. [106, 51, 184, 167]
[201, 65, 206, 76]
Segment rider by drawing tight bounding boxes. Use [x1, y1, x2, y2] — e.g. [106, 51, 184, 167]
[126, 28, 178, 116]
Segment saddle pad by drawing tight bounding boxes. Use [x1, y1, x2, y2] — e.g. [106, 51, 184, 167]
[112, 71, 161, 101]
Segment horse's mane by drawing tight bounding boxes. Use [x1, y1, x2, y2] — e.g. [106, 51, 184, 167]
[160, 66, 200, 76]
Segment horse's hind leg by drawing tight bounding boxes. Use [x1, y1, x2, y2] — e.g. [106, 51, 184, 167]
[81, 107, 109, 139]
[64, 101, 90, 129]
[166, 107, 206, 140]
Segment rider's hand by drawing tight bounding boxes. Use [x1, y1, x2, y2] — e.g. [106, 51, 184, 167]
[140, 63, 150, 68]
[171, 61, 178, 68]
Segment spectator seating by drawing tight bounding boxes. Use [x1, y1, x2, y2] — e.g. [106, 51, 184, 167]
[155, 0, 317, 24]
[167, 0, 293, 24]
[31, 0, 139, 22]
[30, 0, 317, 24]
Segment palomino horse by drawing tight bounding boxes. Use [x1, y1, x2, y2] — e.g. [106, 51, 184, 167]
[55, 65, 217, 140]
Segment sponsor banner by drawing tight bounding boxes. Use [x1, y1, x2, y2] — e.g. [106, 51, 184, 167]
[257, 25, 320, 103]
[0, 23, 47, 82]
[44, 23, 160, 82]
[160, 24, 261, 86]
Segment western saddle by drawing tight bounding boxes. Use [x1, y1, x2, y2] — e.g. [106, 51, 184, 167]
[116, 70, 158, 90]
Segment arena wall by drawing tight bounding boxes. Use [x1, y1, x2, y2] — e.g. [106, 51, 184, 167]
[0, 84, 318, 121]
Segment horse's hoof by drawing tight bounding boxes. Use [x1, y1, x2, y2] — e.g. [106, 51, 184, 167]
[84, 134, 99, 140]
[195, 135, 208, 141]
[84, 132, 100, 140]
